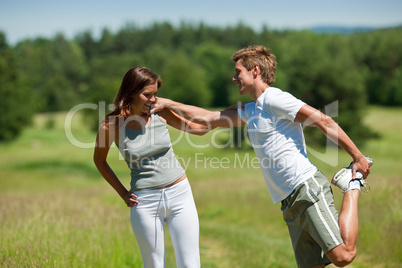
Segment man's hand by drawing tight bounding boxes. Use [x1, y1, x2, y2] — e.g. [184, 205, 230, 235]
[150, 97, 171, 114]
[352, 155, 371, 179]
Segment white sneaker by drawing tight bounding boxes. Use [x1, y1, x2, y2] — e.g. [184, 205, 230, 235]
[331, 156, 373, 193]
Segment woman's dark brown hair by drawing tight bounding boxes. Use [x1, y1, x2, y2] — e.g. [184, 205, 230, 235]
[106, 67, 162, 121]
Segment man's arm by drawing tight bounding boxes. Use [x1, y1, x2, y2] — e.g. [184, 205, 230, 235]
[157, 108, 215, 136]
[151, 97, 245, 128]
[295, 104, 371, 179]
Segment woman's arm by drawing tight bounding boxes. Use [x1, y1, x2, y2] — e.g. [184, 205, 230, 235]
[295, 104, 371, 179]
[93, 120, 138, 207]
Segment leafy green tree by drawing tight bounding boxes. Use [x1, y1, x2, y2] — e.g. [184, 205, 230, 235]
[175, 22, 205, 50]
[113, 23, 144, 53]
[14, 38, 51, 111]
[219, 22, 259, 48]
[14, 34, 88, 112]
[75, 30, 98, 60]
[276, 31, 374, 146]
[0, 32, 32, 141]
[160, 52, 212, 107]
[351, 29, 402, 106]
[194, 42, 235, 107]
[83, 52, 143, 130]
[140, 44, 172, 74]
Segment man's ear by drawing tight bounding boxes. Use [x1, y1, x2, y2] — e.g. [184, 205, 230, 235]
[253, 64, 260, 77]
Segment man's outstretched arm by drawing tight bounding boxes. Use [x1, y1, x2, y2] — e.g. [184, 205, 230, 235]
[295, 104, 371, 179]
[151, 97, 245, 128]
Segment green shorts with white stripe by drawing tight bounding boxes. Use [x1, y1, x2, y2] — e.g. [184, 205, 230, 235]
[281, 170, 343, 268]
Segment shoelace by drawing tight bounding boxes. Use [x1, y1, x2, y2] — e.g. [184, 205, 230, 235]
[360, 179, 371, 193]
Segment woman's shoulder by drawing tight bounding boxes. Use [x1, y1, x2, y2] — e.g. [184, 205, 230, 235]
[98, 117, 120, 143]
[153, 110, 169, 124]
[100, 117, 119, 130]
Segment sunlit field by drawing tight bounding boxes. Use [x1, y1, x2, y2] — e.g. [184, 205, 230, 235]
[1, 106, 401, 267]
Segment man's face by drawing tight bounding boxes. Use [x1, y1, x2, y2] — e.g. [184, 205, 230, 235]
[232, 60, 254, 95]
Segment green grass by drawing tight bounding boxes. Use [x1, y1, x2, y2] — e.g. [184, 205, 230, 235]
[1, 107, 401, 267]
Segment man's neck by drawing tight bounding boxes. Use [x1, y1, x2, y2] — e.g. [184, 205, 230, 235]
[250, 83, 270, 102]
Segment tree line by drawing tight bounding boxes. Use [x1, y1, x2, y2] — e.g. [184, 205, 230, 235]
[1, 22, 401, 144]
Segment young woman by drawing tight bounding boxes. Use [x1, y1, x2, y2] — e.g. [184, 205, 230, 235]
[93, 67, 210, 268]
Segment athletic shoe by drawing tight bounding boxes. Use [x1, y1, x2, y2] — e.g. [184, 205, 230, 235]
[331, 156, 373, 193]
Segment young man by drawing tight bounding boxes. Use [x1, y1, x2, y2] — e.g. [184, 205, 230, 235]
[151, 45, 372, 268]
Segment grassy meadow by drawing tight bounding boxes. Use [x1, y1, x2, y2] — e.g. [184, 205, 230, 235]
[0, 106, 401, 267]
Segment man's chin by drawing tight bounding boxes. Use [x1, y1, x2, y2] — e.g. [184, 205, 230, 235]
[238, 86, 247, 95]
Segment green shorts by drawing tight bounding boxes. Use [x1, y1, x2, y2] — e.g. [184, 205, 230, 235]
[281, 171, 343, 268]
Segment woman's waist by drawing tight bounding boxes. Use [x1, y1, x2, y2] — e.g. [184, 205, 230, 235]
[133, 175, 190, 199]
[130, 168, 186, 190]
[155, 174, 187, 189]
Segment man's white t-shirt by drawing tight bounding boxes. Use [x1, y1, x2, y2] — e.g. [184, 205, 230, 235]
[238, 87, 317, 204]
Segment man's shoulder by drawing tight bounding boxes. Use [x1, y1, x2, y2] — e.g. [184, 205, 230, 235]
[265, 87, 301, 105]
[258, 87, 284, 108]
[266, 87, 295, 98]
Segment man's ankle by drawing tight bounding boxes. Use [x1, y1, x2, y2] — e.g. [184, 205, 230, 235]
[345, 180, 361, 193]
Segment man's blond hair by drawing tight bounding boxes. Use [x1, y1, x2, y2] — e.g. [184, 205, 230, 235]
[232, 45, 277, 86]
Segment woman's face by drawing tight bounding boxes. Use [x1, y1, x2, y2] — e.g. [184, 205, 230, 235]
[130, 82, 158, 115]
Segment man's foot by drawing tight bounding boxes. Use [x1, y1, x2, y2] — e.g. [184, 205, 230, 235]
[331, 156, 373, 193]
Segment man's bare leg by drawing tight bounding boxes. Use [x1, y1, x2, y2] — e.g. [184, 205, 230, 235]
[326, 189, 360, 267]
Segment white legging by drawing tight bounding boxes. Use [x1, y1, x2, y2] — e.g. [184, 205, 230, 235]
[130, 178, 200, 268]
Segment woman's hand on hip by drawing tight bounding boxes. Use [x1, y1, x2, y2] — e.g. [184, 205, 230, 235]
[123, 191, 138, 208]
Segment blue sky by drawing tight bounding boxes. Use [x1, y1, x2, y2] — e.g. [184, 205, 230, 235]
[1, 0, 401, 44]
